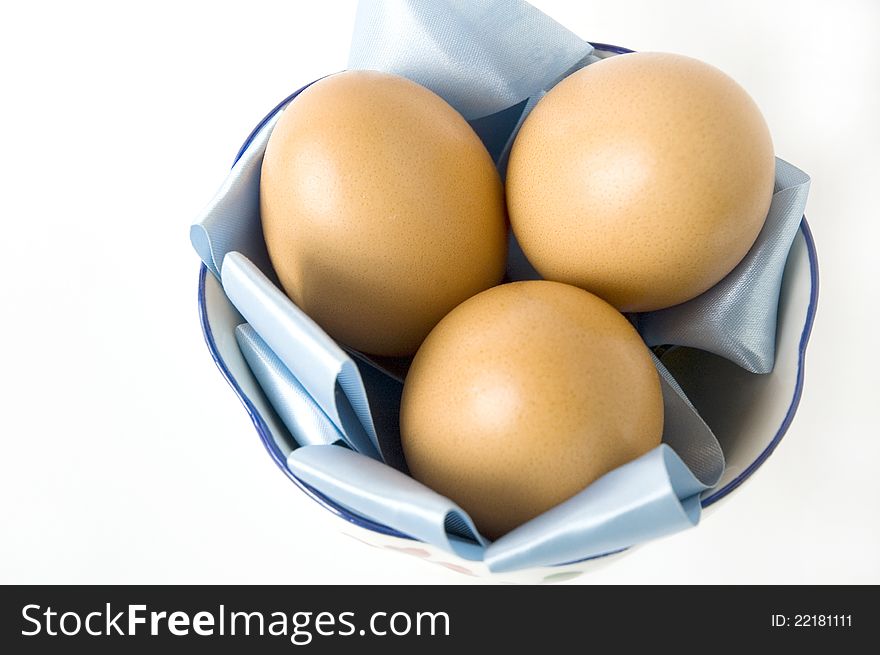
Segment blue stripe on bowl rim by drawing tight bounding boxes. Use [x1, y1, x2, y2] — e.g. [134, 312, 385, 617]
[196, 41, 820, 561]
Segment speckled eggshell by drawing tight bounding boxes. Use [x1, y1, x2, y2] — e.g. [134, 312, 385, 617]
[260, 70, 507, 356]
[506, 52, 776, 312]
[399, 280, 663, 539]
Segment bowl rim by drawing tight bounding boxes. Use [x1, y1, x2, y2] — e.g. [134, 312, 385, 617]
[196, 40, 820, 552]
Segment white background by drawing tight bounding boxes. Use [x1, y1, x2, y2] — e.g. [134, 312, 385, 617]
[1, 0, 877, 584]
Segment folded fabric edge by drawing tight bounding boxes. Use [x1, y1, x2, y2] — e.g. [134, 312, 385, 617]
[286, 444, 488, 560]
[189, 110, 283, 281]
[235, 323, 347, 450]
[660, 444, 705, 524]
[190, 224, 219, 279]
[348, 0, 595, 121]
[338, 360, 384, 456]
[653, 353, 725, 488]
[485, 445, 706, 572]
[220, 252, 381, 460]
[637, 157, 811, 375]
[775, 157, 811, 194]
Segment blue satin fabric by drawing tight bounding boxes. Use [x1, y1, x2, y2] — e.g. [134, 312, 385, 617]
[638, 159, 811, 373]
[188, 0, 810, 570]
[348, 0, 599, 175]
[190, 115, 279, 280]
[235, 324, 345, 449]
[288, 444, 488, 561]
[222, 252, 381, 460]
[286, 443, 707, 571]
[348, 0, 596, 121]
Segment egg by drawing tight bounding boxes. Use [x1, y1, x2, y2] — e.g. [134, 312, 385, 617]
[506, 52, 776, 312]
[400, 280, 663, 539]
[260, 70, 507, 356]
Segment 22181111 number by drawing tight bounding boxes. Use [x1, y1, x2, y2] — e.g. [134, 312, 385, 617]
[771, 614, 853, 628]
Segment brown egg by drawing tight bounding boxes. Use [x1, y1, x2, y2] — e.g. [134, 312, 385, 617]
[260, 70, 507, 356]
[507, 52, 776, 312]
[400, 280, 663, 539]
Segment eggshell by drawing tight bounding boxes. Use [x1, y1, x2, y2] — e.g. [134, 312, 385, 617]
[506, 52, 776, 312]
[399, 280, 663, 539]
[260, 70, 507, 356]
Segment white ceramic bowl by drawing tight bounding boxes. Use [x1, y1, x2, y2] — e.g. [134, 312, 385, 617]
[195, 43, 819, 583]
